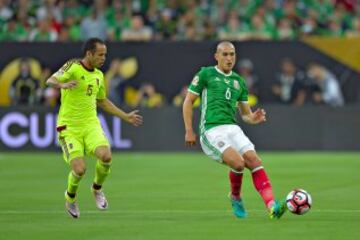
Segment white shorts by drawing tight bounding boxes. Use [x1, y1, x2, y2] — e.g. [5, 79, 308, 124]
[200, 124, 255, 163]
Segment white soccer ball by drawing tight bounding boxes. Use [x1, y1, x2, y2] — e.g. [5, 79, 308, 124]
[286, 189, 312, 215]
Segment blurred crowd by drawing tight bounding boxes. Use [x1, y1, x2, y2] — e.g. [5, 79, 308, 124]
[9, 57, 345, 108]
[1, 0, 360, 42]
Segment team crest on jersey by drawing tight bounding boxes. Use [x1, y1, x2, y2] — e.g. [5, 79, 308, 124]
[192, 76, 199, 86]
[234, 81, 240, 90]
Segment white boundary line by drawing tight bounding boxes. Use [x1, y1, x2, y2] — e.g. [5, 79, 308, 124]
[0, 209, 360, 215]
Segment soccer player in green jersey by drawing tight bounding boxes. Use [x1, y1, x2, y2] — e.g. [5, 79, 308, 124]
[46, 38, 143, 218]
[183, 41, 286, 219]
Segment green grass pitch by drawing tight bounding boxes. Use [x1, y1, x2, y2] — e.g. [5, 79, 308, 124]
[1, 152, 359, 240]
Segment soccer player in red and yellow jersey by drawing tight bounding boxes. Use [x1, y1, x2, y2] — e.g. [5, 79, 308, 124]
[183, 41, 286, 219]
[46, 38, 143, 218]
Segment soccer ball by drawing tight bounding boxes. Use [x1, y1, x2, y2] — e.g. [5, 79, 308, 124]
[286, 189, 312, 215]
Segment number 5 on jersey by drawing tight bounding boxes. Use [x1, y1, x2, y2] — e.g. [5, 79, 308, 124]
[86, 84, 93, 96]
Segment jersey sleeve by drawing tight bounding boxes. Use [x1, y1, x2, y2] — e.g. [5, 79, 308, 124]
[52, 60, 76, 82]
[238, 79, 249, 102]
[188, 68, 207, 95]
[96, 74, 106, 100]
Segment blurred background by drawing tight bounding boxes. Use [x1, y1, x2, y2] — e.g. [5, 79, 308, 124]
[0, 0, 360, 152]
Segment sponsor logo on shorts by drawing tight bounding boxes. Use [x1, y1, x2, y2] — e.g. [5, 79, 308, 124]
[69, 143, 73, 149]
[218, 141, 225, 148]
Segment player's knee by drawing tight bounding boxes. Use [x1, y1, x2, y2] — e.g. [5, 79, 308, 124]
[232, 158, 245, 172]
[223, 148, 245, 171]
[73, 165, 86, 176]
[71, 158, 86, 176]
[245, 154, 262, 170]
[98, 151, 112, 163]
[232, 164, 245, 172]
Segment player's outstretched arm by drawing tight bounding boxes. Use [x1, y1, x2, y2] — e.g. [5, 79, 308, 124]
[46, 76, 78, 89]
[183, 92, 198, 147]
[238, 102, 266, 125]
[96, 98, 143, 126]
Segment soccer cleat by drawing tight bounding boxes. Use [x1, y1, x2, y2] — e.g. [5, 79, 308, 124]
[65, 191, 80, 218]
[229, 194, 247, 218]
[269, 200, 287, 219]
[92, 188, 108, 210]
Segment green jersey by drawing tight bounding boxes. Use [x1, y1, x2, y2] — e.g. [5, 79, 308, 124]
[188, 66, 248, 134]
[53, 59, 106, 127]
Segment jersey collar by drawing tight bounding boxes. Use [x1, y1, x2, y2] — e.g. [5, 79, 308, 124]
[215, 66, 232, 77]
[80, 60, 95, 72]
